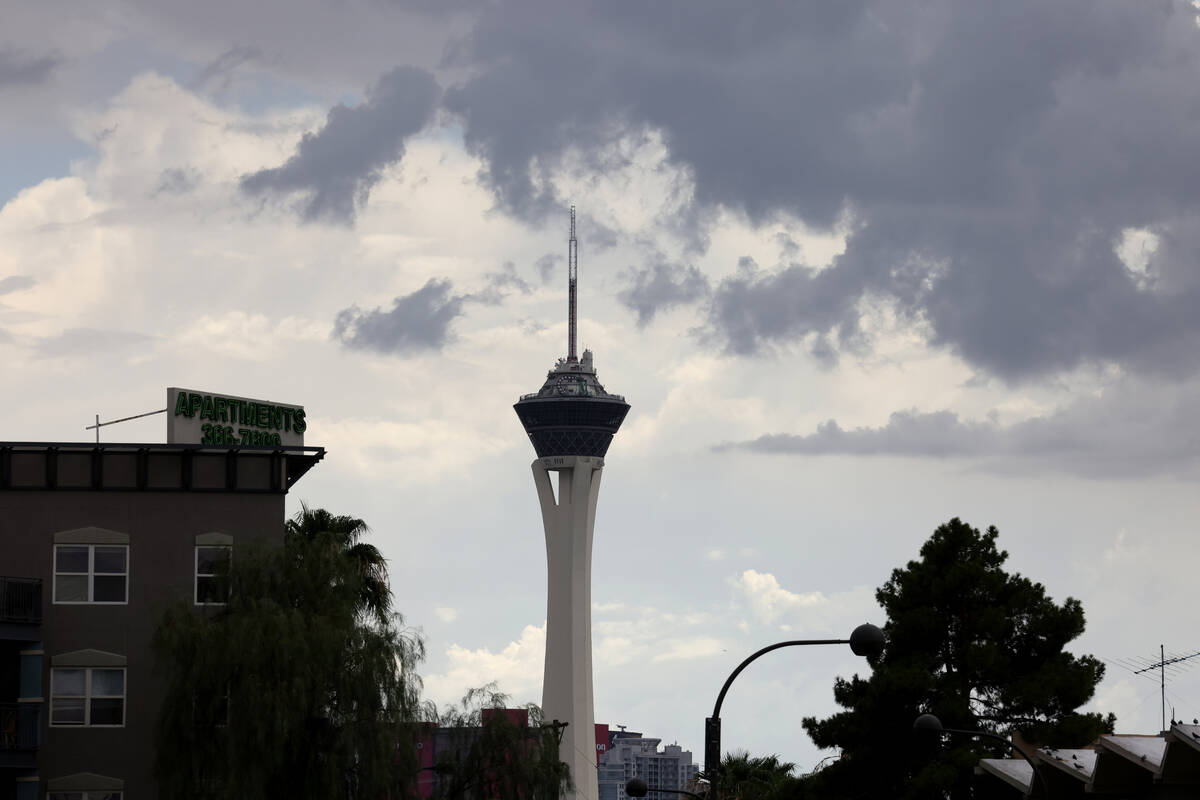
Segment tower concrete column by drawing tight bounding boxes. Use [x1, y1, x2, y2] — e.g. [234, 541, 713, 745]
[515, 209, 629, 800]
[532, 455, 604, 800]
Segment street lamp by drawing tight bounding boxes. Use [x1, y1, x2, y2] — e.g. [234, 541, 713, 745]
[913, 713, 1048, 798]
[626, 777, 706, 800]
[703, 624, 885, 781]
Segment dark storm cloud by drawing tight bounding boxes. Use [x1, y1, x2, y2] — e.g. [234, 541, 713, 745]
[0, 275, 36, 295]
[241, 65, 438, 224]
[0, 50, 61, 87]
[708, 257, 864, 362]
[35, 328, 155, 358]
[440, 0, 1200, 380]
[617, 260, 709, 327]
[334, 263, 538, 354]
[717, 381, 1200, 478]
[334, 278, 464, 354]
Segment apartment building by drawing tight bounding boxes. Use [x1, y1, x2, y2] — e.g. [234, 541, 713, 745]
[0, 439, 323, 800]
[597, 729, 699, 800]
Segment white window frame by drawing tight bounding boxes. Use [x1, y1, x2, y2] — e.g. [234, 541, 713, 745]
[194, 545, 232, 606]
[52, 544, 129, 605]
[49, 667, 126, 728]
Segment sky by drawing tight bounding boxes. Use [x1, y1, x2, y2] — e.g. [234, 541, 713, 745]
[4, 0, 1200, 773]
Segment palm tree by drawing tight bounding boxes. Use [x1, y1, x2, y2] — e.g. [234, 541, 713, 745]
[707, 751, 799, 800]
[285, 503, 392, 624]
[154, 505, 423, 799]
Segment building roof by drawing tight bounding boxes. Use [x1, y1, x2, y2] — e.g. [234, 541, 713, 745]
[975, 723, 1200, 797]
[0, 441, 325, 492]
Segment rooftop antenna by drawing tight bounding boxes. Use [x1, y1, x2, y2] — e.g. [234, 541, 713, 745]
[1134, 645, 1200, 731]
[568, 205, 578, 362]
[84, 407, 167, 443]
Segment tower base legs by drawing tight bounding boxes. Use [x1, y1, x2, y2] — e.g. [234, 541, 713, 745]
[532, 455, 604, 800]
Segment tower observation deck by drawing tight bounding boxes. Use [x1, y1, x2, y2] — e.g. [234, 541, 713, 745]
[513, 207, 628, 800]
[514, 206, 630, 456]
[514, 350, 629, 457]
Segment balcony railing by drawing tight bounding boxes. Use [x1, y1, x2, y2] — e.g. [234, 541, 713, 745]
[0, 704, 39, 751]
[0, 577, 42, 624]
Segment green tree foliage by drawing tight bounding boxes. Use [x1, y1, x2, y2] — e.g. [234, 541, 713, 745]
[801, 518, 1114, 799]
[153, 506, 425, 800]
[423, 683, 571, 800]
[705, 751, 803, 800]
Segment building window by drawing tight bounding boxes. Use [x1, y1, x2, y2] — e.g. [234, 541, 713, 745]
[53, 545, 128, 604]
[195, 545, 231, 605]
[48, 794, 123, 800]
[50, 667, 125, 727]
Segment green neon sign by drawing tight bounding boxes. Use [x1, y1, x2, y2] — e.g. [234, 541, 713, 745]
[172, 391, 306, 446]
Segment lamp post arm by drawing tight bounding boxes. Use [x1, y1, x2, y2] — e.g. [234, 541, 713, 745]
[711, 639, 848, 720]
[944, 728, 1048, 799]
[659, 789, 706, 800]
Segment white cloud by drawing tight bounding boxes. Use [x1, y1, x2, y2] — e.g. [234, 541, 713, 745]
[595, 607, 723, 668]
[422, 623, 546, 706]
[729, 569, 830, 626]
[728, 569, 879, 635]
[434, 606, 459, 623]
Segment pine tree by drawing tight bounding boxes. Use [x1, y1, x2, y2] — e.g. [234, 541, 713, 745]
[802, 518, 1113, 799]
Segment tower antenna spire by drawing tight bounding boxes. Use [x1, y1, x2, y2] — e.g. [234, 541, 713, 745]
[568, 205, 578, 361]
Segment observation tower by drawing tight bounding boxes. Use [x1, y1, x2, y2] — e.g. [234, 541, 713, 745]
[514, 207, 629, 800]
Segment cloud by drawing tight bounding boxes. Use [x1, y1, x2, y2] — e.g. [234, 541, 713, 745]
[0, 275, 35, 295]
[333, 278, 465, 355]
[728, 570, 879, 634]
[441, 1, 1200, 380]
[467, 261, 533, 306]
[594, 607, 722, 669]
[729, 569, 831, 627]
[617, 260, 709, 327]
[190, 45, 263, 93]
[422, 622, 546, 704]
[154, 168, 199, 196]
[705, 258, 861, 364]
[241, 65, 439, 223]
[0, 50, 61, 88]
[718, 379, 1200, 478]
[434, 606, 459, 623]
[33, 328, 155, 358]
[334, 262, 537, 356]
[534, 253, 556, 285]
[423, 605, 727, 706]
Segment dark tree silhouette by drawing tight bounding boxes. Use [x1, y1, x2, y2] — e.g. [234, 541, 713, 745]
[704, 751, 802, 800]
[153, 507, 424, 800]
[424, 683, 571, 800]
[285, 503, 392, 624]
[802, 518, 1113, 800]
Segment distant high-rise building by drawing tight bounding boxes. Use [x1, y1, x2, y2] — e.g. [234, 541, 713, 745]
[597, 729, 699, 800]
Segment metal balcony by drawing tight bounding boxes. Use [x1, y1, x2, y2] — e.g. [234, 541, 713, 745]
[0, 703, 39, 767]
[0, 577, 42, 624]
